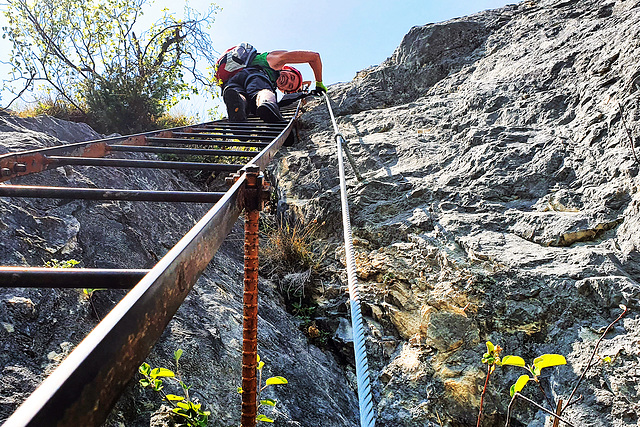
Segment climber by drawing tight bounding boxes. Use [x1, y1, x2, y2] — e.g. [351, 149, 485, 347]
[222, 49, 327, 123]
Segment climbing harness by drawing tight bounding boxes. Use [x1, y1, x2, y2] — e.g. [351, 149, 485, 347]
[323, 92, 376, 427]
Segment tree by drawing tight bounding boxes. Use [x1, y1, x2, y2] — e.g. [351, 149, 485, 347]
[2, 0, 219, 133]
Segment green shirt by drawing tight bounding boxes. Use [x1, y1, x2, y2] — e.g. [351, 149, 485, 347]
[250, 52, 278, 85]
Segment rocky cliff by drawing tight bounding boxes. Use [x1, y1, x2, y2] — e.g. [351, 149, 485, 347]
[274, 0, 640, 425]
[2, 0, 640, 426]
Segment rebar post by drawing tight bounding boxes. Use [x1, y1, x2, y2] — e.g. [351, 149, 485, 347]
[240, 165, 269, 427]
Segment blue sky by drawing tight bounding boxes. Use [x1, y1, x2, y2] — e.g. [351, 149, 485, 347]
[0, 0, 512, 118]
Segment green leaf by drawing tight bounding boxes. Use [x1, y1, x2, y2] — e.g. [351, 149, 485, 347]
[510, 375, 530, 397]
[165, 394, 185, 401]
[501, 355, 526, 367]
[533, 354, 566, 371]
[152, 379, 163, 391]
[531, 365, 541, 377]
[150, 367, 175, 378]
[265, 376, 288, 386]
[486, 341, 495, 353]
[138, 378, 150, 387]
[174, 349, 183, 362]
[256, 414, 274, 423]
[172, 407, 188, 416]
[237, 386, 243, 394]
[139, 363, 151, 375]
[260, 399, 277, 407]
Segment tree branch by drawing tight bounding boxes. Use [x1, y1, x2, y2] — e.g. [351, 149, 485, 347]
[561, 306, 629, 413]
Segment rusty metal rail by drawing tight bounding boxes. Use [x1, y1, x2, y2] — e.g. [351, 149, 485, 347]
[0, 102, 301, 426]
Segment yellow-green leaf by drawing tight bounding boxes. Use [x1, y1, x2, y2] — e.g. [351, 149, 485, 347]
[501, 355, 526, 367]
[150, 368, 175, 378]
[486, 341, 495, 353]
[237, 387, 243, 394]
[139, 363, 151, 375]
[260, 399, 277, 407]
[256, 414, 274, 423]
[265, 376, 288, 386]
[533, 354, 566, 371]
[258, 361, 265, 370]
[510, 375, 530, 397]
[165, 394, 184, 401]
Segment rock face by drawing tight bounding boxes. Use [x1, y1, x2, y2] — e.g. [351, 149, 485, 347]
[3, 1, 640, 426]
[273, 0, 640, 425]
[0, 116, 359, 426]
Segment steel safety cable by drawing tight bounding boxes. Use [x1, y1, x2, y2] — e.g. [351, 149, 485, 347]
[322, 92, 376, 427]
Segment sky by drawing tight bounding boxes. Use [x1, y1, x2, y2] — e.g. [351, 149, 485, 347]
[0, 0, 513, 119]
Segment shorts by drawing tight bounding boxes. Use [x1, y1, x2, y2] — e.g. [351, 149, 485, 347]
[224, 67, 276, 100]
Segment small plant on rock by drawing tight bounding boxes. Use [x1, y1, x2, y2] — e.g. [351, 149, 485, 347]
[478, 305, 629, 427]
[139, 349, 210, 427]
[477, 341, 502, 427]
[237, 354, 288, 423]
[260, 215, 324, 278]
[44, 258, 80, 269]
[502, 352, 568, 424]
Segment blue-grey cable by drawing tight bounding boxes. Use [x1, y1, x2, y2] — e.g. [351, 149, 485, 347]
[324, 92, 376, 427]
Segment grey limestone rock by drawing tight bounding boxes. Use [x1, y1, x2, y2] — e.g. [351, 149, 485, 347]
[273, 0, 640, 425]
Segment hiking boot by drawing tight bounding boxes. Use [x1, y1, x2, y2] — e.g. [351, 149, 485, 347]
[256, 101, 285, 123]
[223, 88, 247, 122]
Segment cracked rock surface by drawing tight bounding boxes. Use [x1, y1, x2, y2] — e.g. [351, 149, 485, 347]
[2, 0, 640, 426]
[272, 0, 640, 425]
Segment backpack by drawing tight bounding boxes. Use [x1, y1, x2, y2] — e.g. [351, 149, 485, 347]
[214, 43, 258, 85]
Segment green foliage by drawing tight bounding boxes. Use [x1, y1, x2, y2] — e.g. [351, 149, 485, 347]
[501, 355, 525, 367]
[253, 354, 288, 424]
[82, 288, 106, 298]
[481, 340, 502, 369]
[291, 303, 315, 324]
[44, 258, 80, 269]
[482, 306, 629, 427]
[503, 353, 567, 396]
[3, 0, 220, 134]
[17, 96, 86, 122]
[510, 375, 530, 397]
[139, 349, 210, 426]
[153, 111, 196, 130]
[478, 342, 568, 425]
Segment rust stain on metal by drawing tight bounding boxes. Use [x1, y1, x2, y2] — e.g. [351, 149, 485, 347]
[241, 208, 260, 427]
[241, 166, 271, 427]
[154, 131, 174, 139]
[121, 135, 148, 146]
[0, 153, 48, 182]
[80, 142, 109, 158]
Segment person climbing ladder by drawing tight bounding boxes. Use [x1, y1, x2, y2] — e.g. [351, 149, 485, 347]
[217, 45, 327, 123]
